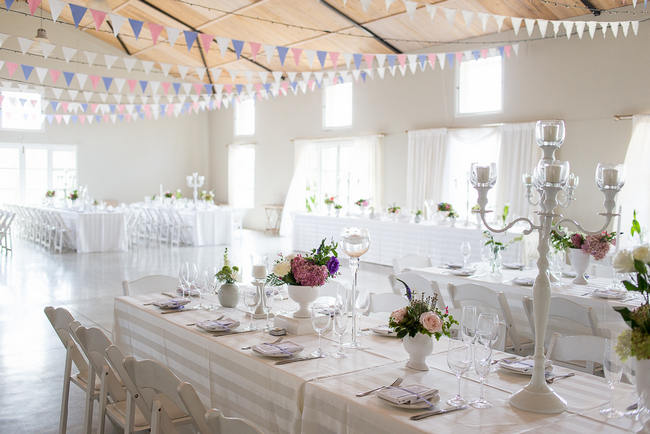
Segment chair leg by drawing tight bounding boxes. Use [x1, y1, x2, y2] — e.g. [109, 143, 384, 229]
[125, 392, 134, 434]
[98, 367, 109, 434]
[59, 349, 73, 434]
[83, 365, 96, 434]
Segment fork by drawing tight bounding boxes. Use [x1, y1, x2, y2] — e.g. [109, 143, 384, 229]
[241, 336, 283, 350]
[546, 372, 575, 384]
[356, 377, 404, 397]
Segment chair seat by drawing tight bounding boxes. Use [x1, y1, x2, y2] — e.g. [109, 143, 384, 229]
[71, 372, 101, 392]
[106, 400, 149, 430]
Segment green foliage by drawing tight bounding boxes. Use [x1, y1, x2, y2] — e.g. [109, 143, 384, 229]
[501, 204, 509, 224]
[550, 228, 572, 251]
[483, 231, 523, 255]
[305, 185, 316, 213]
[215, 248, 239, 284]
[309, 238, 338, 266]
[415, 209, 423, 216]
[631, 210, 642, 238]
[616, 305, 650, 361]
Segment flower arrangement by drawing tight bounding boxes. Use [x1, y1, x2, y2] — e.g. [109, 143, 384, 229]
[355, 199, 369, 208]
[483, 231, 523, 255]
[471, 204, 481, 213]
[45, 190, 56, 198]
[324, 196, 336, 206]
[334, 204, 342, 210]
[201, 190, 215, 201]
[68, 190, 79, 201]
[387, 204, 401, 214]
[215, 248, 240, 284]
[267, 239, 339, 287]
[437, 202, 458, 219]
[175, 189, 183, 199]
[163, 191, 173, 199]
[389, 279, 456, 339]
[448, 209, 459, 219]
[612, 247, 650, 360]
[415, 209, 423, 217]
[550, 229, 616, 261]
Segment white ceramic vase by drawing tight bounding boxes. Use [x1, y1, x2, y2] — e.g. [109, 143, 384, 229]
[568, 248, 590, 285]
[402, 333, 433, 371]
[287, 285, 320, 318]
[218, 283, 239, 308]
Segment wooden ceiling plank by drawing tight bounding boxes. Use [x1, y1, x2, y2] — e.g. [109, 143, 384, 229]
[196, 0, 275, 30]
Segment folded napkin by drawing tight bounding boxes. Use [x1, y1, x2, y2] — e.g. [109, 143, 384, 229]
[450, 268, 475, 276]
[513, 277, 535, 286]
[177, 286, 201, 297]
[377, 385, 439, 406]
[499, 357, 552, 373]
[196, 318, 240, 332]
[370, 324, 397, 336]
[252, 341, 303, 356]
[444, 263, 463, 270]
[591, 288, 626, 299]
[153, 298, 191, 309]
[503, 262, 524, 270]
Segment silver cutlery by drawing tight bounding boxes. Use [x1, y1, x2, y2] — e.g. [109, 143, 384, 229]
[627, 402, 639, 411]
[161, 292, 176, 298]
[356, 377, 404, 397]
[275, 355, 324, 365]
[545, 372, 575, 384]
[186, 314, 224, 327]
[410, 405, 468, 420]
[241, 336, 283, 350]
[212, 329, 258, 337]
[161, 308, 189, 315]
[491, 356, 517, 365]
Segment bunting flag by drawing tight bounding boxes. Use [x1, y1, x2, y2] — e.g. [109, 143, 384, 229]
[232, 39, 244, 59]
[183, 31, 198, 51]
[148, 22, 164, 45]
[90, 9, 106, 30]
[276, 46, 289, 66]
[27, 0, 41, 15]
[129, 18, 144, 39]
[68, 3, 87, 28]
[199, 33, 213, 51]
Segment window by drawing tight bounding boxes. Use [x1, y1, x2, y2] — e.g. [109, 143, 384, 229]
[0, 144, 76, 205]
[228, 145, 255, 209]
[323, 82, 352, 129]
[234, 98, 255, 136]
[1, 90, 43, 130]
[457, 56, 503, 115]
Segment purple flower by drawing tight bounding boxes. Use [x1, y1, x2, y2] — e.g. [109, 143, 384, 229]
[570, 233, 584, 249]
[326, 256, 339, 275]
[396, 278, 412, 301]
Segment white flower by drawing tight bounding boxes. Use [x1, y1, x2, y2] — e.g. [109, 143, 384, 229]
[633, 245, 650, 263]
[613, 249, 635, 273]
[286, 253, 297, 262]
[230, 270, 240, 282]
[273, 261, 291, 277]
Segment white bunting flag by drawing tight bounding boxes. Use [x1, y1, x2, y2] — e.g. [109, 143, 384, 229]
[142, 60, 154, 74]
[352, 69, 361, 81]
[621, 21, 630, 37]
[52, 88, 62, 99]
[587, 21, 597, 39]
[443, 8, 457, 25]
[376, 53, 386, 67]
[123, 57, 137, 72]
[178, 65, 189, 79]
[287, 71, 297, 82]
[166, 26, 180, 47]
[313, 71, 324, 84]
[494, 15, 506, 32]
[600, 22, 609, 38]
[67, 89, 78, 100]
[195, 67, 205, 80]
[398, 65, 407, 76]
[478, 13, 489, 31]
[226, 68, 237, 81]
[83, 91, 93, 102]
[524, 18, 536, 36]
[258, 71, 268, 83]
[360, 0, 371, 12]
[552, 20, 562, 37]
[49, 0, 65, 22]
[35, 67, 47, 83]
[377, 66, 385, 79]
[365, 68, 374, 79]
[114, 78, 125, 92]
[113, 93, 121, 103]
[609, 22, 619, 38]
[272, 71, 283, 83]
[17, 37, 33, 54]
[512, 43, 520, 55]
[462, 10, 475, 27]
[160, 63, 171, 76]
[62, 46, 77, 62]
[245, 71, 253, 83]
[425, 4, 437, 20]
[407, 54, 417, 74]
[575, 21, 586, 39]
[211, 68, 222, 81]
[304, 50, 316, 67]
[76, 73, 88, 88]
[127, 95, 135, 104]
[436, 52, 446, 69]
[633, 0, 638, 6]
[149, 81, 160, 94]
[262, 44, 275, 64]
[182, 83, 192, 95]
[104, 54, 118, 69]
[563, 21, 574, 39]
[40, 42, 55, 58]
[537, 19, 548, 36]
[83, 51, 97, 66]
[632, 21, 639, 36]
[403, 0, 417, 19]
[109, 14, 126, 37]
[343, 52, 353, 69]
[511, 17, 522, 35]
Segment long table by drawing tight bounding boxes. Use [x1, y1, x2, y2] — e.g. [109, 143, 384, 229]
[178, 206, 233, 246]
[113, 293, 640, 433]
[292, 213, 524, 267]
[53, 207, 128, 253]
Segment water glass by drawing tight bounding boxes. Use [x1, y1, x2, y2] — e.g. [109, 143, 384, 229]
[311, 302, 332, 357]
[476, 313, 499, 348]
[601, 339, 623, 418]
[461, 306, 477, 344]
[179, 262, 191, 298]
[460, 241, 472, 268]
[447, 340, 472, 406]
[243, 289, 259, 331]
[262, 287, 275, 331]
[332, 306, 349, 359]
[470, 343, 493, 408]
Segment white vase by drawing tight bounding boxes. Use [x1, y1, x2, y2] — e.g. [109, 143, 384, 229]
[287, 285, 320, 318]
[568, 248, 590, 285]
[414, 214, 422, 224]
[402, 333, 433, 371]
[636, 358, 650, 412]
[218, 283, 239, 308]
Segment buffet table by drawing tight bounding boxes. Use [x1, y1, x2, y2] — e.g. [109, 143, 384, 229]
[51, 207, 128, 253]
[178, 206, 233, 246]
[113, 293, 639, 433]
[292, 214, 524, 267]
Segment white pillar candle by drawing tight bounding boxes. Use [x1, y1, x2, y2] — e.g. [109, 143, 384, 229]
[602, 168, 619, 187]
[522, 173, 532, 185]
[542, 125, 560, 141]
[252, 265, 267, 280]
[568, 174, 578, 188]
[544, 164, 562, 183]
[476, 166, 490, 183]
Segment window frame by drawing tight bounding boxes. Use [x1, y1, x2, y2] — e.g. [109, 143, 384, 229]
[455, 55, 504, 118]
[0, 90, 45, 132]
[234, 97, 256, 137]
[322, 81, 353, 130]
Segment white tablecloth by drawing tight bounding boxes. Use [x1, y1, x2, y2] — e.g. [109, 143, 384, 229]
[178, 207, 233, 246]
[292, 214, 523, 267]
[113, 293, 640, 433]
[55, 208, 128, 253]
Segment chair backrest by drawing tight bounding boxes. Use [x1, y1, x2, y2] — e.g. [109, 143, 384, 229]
[392, 254, 432, 273]
[44, 306, 89, 379]
[523, 296, 600, 338]
[391, 271, 445, 307]
[205, 409, 263, 434]
[122, 274, 179, 296]
[177, 382, 211, 433]
[105, 345, 150, 421]
[448, 283, 521, 351]
[318, 280, 345, 298]
[367, 292, 407, 314]
[548, 333, 606, 367]
[72, 325, 125, 402]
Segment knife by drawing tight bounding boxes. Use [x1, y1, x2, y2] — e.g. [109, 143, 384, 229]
[211, 329, 259, 336]
[275, 355, 324, 365]
[410, 405, 468, 420]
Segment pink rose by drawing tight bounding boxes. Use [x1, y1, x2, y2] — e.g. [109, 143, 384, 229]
[390, 307, 407, 324]
[420, 312, 443, 333]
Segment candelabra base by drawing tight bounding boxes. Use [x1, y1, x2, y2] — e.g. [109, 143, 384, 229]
[273, 314, 313, 335]
[509, 383, 567, 414]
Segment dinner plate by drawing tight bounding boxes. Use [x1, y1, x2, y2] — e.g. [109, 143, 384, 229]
[153, 298, 191, 310]
[449, 268, 475, 277]
[379, 393, 440, 410]
[196, 318, 240, 332]
[444, 263, 463, 270]
[498, 358, 553, 376]
[590, 289, 626, 300]
[562, 270, 578, 278]
[370, 325, 397, 337]
[513, 277, 535, 287]
[252, 341, 304, 358]
[503, 262, 524, 270]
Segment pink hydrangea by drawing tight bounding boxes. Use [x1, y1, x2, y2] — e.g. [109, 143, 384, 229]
[420, 312, 443, 333]
[390, 307, 407, 324]
[582, 234, 611, 261]
[570, 233, 585, 249]
[291, 256, 328, 286]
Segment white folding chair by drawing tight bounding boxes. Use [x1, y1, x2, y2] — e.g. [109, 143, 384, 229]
[522, 296, 603, 340]
[44, 306, 98, 434]
[205, 408, 263, 434]
[122, 274, 179, 296]
[448, 283, 524, 354]
[390, 271, 445, 307]
[366, 292, 407, 314]
[392, 254, 432, 273]
[547, 333, 607, 374]
[318, 280, 345, 298]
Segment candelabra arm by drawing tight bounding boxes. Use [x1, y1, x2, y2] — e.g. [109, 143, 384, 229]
[525, 185, 540, 207]
[479, 212, 539, 235]
[553, 214, 617, 237]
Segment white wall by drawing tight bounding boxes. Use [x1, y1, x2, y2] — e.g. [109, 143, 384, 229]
[208, 20, 649, 231]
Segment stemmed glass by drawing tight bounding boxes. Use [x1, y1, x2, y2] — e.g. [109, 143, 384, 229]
[447, 340, 472, 407]
[460, 241, 472, 268]
[341, 227, 370, 349]
[470, 343, 493, 408]
[243, 288, 259, 331]
[476, 313, 499, 347]
[179, 262, 190, 298]
[601, 339, 623, 418]
[461, 306, 477, 344]
[624, 357, 641, 419]
[262, 287, 275, 332]
[311, 302, 332, 357]
[332, 291, 349, 358]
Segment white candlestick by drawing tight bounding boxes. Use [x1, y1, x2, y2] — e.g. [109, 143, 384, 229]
[602, 168, 619, 187]
[252, 265, 267, 280]
[615, 205, 622, 252]
[476, 166, 490, 183]
[544, 164, 562, 183]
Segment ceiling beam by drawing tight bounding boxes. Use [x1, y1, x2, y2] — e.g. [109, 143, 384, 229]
[318, 0, 402, 53]
[196, 0, 275, 31]
[579, 0, 602, 16]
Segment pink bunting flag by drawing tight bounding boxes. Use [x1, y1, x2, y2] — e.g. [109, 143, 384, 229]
[504, 45, 511, 58]
[363, 53, 375, 68]
[55, 115, 62, 124]
[215, 99, 222, 110]
[161, 82, 171, 94]
[199, 33, 213, 51]
[91, 103, 98, 113]
[118, 104, 125, 114]
[280, 81, 289, 94]
[89, 75, 100, 89]
[249, 42, 261, 61]
[61, 102, 68, 112]
[148, 22, 164, 45]
[6, 62, 18, 78]
[104, 114, 110, 123]
[480, 49, 488, 58]
[224, 84, 232, 94]
[79, 116, 86, 125]
[291, 48, 303, 66]
[455, 52, 463, 63]
[192, 83, 203, 94]
[397, 54, 406, 67]
[127, 79, 137, 93]
[427, 53, 436, 69]
[89, 9, 106, 30]
[329, 51, 340, 67]
[28, 0, 41, 15]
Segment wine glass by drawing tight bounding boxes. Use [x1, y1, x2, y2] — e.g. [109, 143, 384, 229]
[262, 287, 275, 332]
[196, 269, 210, 310]
[188, 262, 199, 294]
[460, 241, 472, 268]
[332, 304, 349, 359]
[341, 227, 370, 349]
[311, 302, 332, 357]
[243, 288, 259, 331]
[447, 340, 472, 406]
[476, 313, 499, 348]
[470, 343, 493, 408]
[624, 357, 641, 419]
[601, 339, 624, 418]
[461, 306, 477, 344]
[179, 262, 191, 298]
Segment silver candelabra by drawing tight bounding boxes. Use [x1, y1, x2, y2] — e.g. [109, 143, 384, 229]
[471, 120, 624, 414]
[186, 172, 205, 205]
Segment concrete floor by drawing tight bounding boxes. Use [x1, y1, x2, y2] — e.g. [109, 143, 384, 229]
[0, 230, 392, 433]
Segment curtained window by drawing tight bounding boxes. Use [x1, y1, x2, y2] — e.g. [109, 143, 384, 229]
[228, 144, 255, 209]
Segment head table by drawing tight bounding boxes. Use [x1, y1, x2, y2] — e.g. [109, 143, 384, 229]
[113, 293, 639, 433]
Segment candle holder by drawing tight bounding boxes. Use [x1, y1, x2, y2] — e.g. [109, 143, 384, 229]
[472, 119, 623, 414]
[186, 172, 205, 205]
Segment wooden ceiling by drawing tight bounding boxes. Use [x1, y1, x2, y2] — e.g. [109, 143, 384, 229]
[32, 0, 632, 83]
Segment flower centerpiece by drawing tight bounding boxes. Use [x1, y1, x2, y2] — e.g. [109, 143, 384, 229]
[68, 190, 79, 201]
[414, 209, 423, 224]
[389, 279, 456, 370]
[175, 189, 183, 199]
[551, 229, 616, 284]
[387, 204, 401, 220]
[324, 195, 336, 215]
[437, 202, 458, 224]
[483, 231, 523, 275]
[163, 190, 173, 200]
[45, 190, 56, 198]
[613, 247, 650, 409]
[267, 239, 339, 318]
[201, 190, 215, 202]
[355, 198, 369, 215]
[334, 203, 343, 217]
[215, 248, 240, 308]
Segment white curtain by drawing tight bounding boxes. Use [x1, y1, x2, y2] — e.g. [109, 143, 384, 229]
[495, 122, 539, 219]
[619, 115, 650, 242]
[406, 128, 448, 210]
[353, 134, 383, 211]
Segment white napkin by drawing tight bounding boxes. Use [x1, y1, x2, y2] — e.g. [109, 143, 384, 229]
[370, 324, 396, 336]
[499, 357, 552, 373]
[252, 341, 303, 356]
[513, 277, 535, 286]
[450, 268, 475, 276]
[153, 298, 191, 309]
[591, 288, 626, 299]
[196, 318, 240, 332]
[377, 384, 439, 405]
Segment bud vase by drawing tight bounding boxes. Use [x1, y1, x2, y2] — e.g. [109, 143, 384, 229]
[402, 333, 433, 371]
[288, 285, 319, 318]
[568, 248, 590, 285]
[218, 283, 239, 308]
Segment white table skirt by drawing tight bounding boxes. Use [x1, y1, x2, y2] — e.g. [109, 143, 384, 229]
[292, 214, 523, 267]
[179, 207, 233, 246]
[56, 209, 128, 253]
